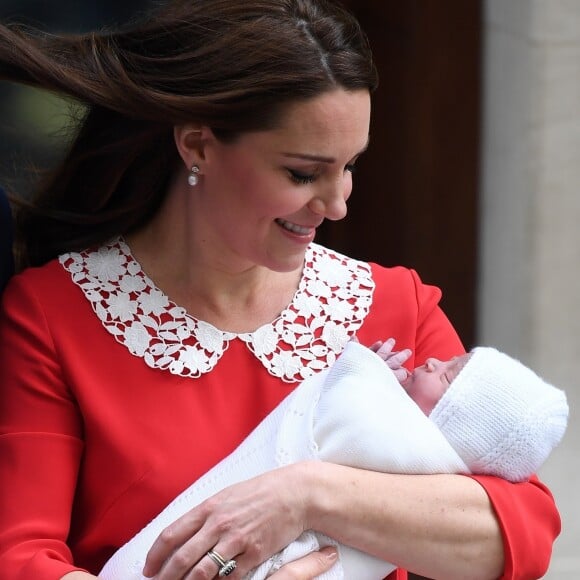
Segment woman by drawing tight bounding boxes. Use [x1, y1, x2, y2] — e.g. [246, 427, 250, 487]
[0, 1, 560, 579]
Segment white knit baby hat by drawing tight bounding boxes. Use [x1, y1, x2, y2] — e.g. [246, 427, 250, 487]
[429, 347, 569, 482]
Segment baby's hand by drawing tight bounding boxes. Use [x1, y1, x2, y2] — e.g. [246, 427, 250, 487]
[369, 338, 412, 382]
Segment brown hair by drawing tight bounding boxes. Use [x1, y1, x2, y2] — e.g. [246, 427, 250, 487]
[0, 0, 378, 267]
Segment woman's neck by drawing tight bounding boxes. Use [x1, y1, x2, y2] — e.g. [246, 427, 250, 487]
[124, 222, 303, 334]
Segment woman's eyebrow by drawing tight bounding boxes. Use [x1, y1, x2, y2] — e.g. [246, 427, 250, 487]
[281, 137, 371, 164]
[282, 153, 335, 163]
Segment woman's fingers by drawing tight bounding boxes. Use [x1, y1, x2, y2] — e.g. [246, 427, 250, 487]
[269, 547, 339, 579]
[143, 466, 310, 579]
[142, 510, 207, 577]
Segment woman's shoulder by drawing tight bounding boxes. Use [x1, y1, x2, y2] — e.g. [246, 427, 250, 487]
[4, 237, 128, 301]
[313, 245, 454, 354]
[1, 252, 84, 317]
[5, 255, 68, 291]
[312, 243, 440, 296]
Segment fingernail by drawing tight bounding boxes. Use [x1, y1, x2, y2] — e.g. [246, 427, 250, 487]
[322, 547, 338, 562]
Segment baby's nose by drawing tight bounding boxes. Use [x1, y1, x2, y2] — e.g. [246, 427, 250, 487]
[425, 357, 442, 371]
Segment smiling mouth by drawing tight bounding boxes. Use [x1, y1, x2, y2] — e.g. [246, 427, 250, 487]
[276, 218, 312, 235]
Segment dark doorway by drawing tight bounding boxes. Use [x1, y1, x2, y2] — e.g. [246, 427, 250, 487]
[318, 0, 482, 349]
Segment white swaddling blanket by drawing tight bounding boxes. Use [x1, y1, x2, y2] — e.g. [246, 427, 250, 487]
[99, 342, 468, 579]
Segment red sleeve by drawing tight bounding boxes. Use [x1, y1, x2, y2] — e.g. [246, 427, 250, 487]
[386, 569, 407, 579]
[471, 475, 560, 579]
[360, 264, 465, 365]
[363, 264, 561, 579]
[0, 274, 88, 579]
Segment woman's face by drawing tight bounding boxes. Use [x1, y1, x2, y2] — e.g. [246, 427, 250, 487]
[194, 89, 371, 273]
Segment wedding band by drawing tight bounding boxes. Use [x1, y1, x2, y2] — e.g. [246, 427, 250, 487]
[207, 549, 237, 577]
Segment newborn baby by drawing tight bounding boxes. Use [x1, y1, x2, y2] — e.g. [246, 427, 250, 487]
[100, 341, 568, 580]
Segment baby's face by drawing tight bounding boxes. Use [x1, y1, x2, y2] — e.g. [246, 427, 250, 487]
[401, 353, 471, 415]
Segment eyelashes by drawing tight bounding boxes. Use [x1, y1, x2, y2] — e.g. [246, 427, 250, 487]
[288, 169, 316, 184]
[288, 164, 357, 185]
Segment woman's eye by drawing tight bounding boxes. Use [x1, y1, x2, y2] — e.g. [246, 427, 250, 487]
[288, 169, 316, 184]
[345, 163, 357, 174]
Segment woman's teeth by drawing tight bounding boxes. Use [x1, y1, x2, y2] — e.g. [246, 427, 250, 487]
[276, 219, 311, 235]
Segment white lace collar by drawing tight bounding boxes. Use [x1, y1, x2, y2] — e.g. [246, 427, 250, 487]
[59, 237, 374, 383]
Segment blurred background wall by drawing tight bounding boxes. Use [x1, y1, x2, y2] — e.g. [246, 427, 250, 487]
[0, 1, 577, 578]
[479, 2, 580, 578]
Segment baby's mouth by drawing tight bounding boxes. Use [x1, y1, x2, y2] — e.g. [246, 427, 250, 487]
[400, 370, 414, 388]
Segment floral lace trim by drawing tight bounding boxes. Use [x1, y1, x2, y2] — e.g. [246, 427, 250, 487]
[59, 238, 375, 383]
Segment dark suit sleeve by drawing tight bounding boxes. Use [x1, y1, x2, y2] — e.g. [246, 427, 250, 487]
[0, 188, 14, 292]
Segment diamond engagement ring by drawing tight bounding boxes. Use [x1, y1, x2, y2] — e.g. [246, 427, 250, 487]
[207, 548, 237, 577]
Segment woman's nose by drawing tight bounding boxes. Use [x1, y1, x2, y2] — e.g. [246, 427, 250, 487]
[308, 177, 351, 221]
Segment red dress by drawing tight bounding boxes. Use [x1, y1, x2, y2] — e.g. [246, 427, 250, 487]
[0, 239, 560, 579]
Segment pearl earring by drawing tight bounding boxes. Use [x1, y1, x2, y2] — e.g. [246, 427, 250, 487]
[188, 165, 200, 186]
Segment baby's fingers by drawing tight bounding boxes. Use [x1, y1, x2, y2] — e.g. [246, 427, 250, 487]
[391, 367, 410, 382]
[384, 348, 412, 369]
[371, 338, 395, 359]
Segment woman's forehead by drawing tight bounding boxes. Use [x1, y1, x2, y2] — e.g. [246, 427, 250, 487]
[253, 89, 371, 156]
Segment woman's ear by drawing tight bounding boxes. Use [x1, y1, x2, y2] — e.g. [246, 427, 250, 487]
[173, 124, 211, 170]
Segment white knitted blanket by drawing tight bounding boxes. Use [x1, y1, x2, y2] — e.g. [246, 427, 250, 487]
[99, 342, 468, 579]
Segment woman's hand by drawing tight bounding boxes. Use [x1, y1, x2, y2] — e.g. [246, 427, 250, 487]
[269, 546, 338, 579]
[143, 464, 313, 579]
